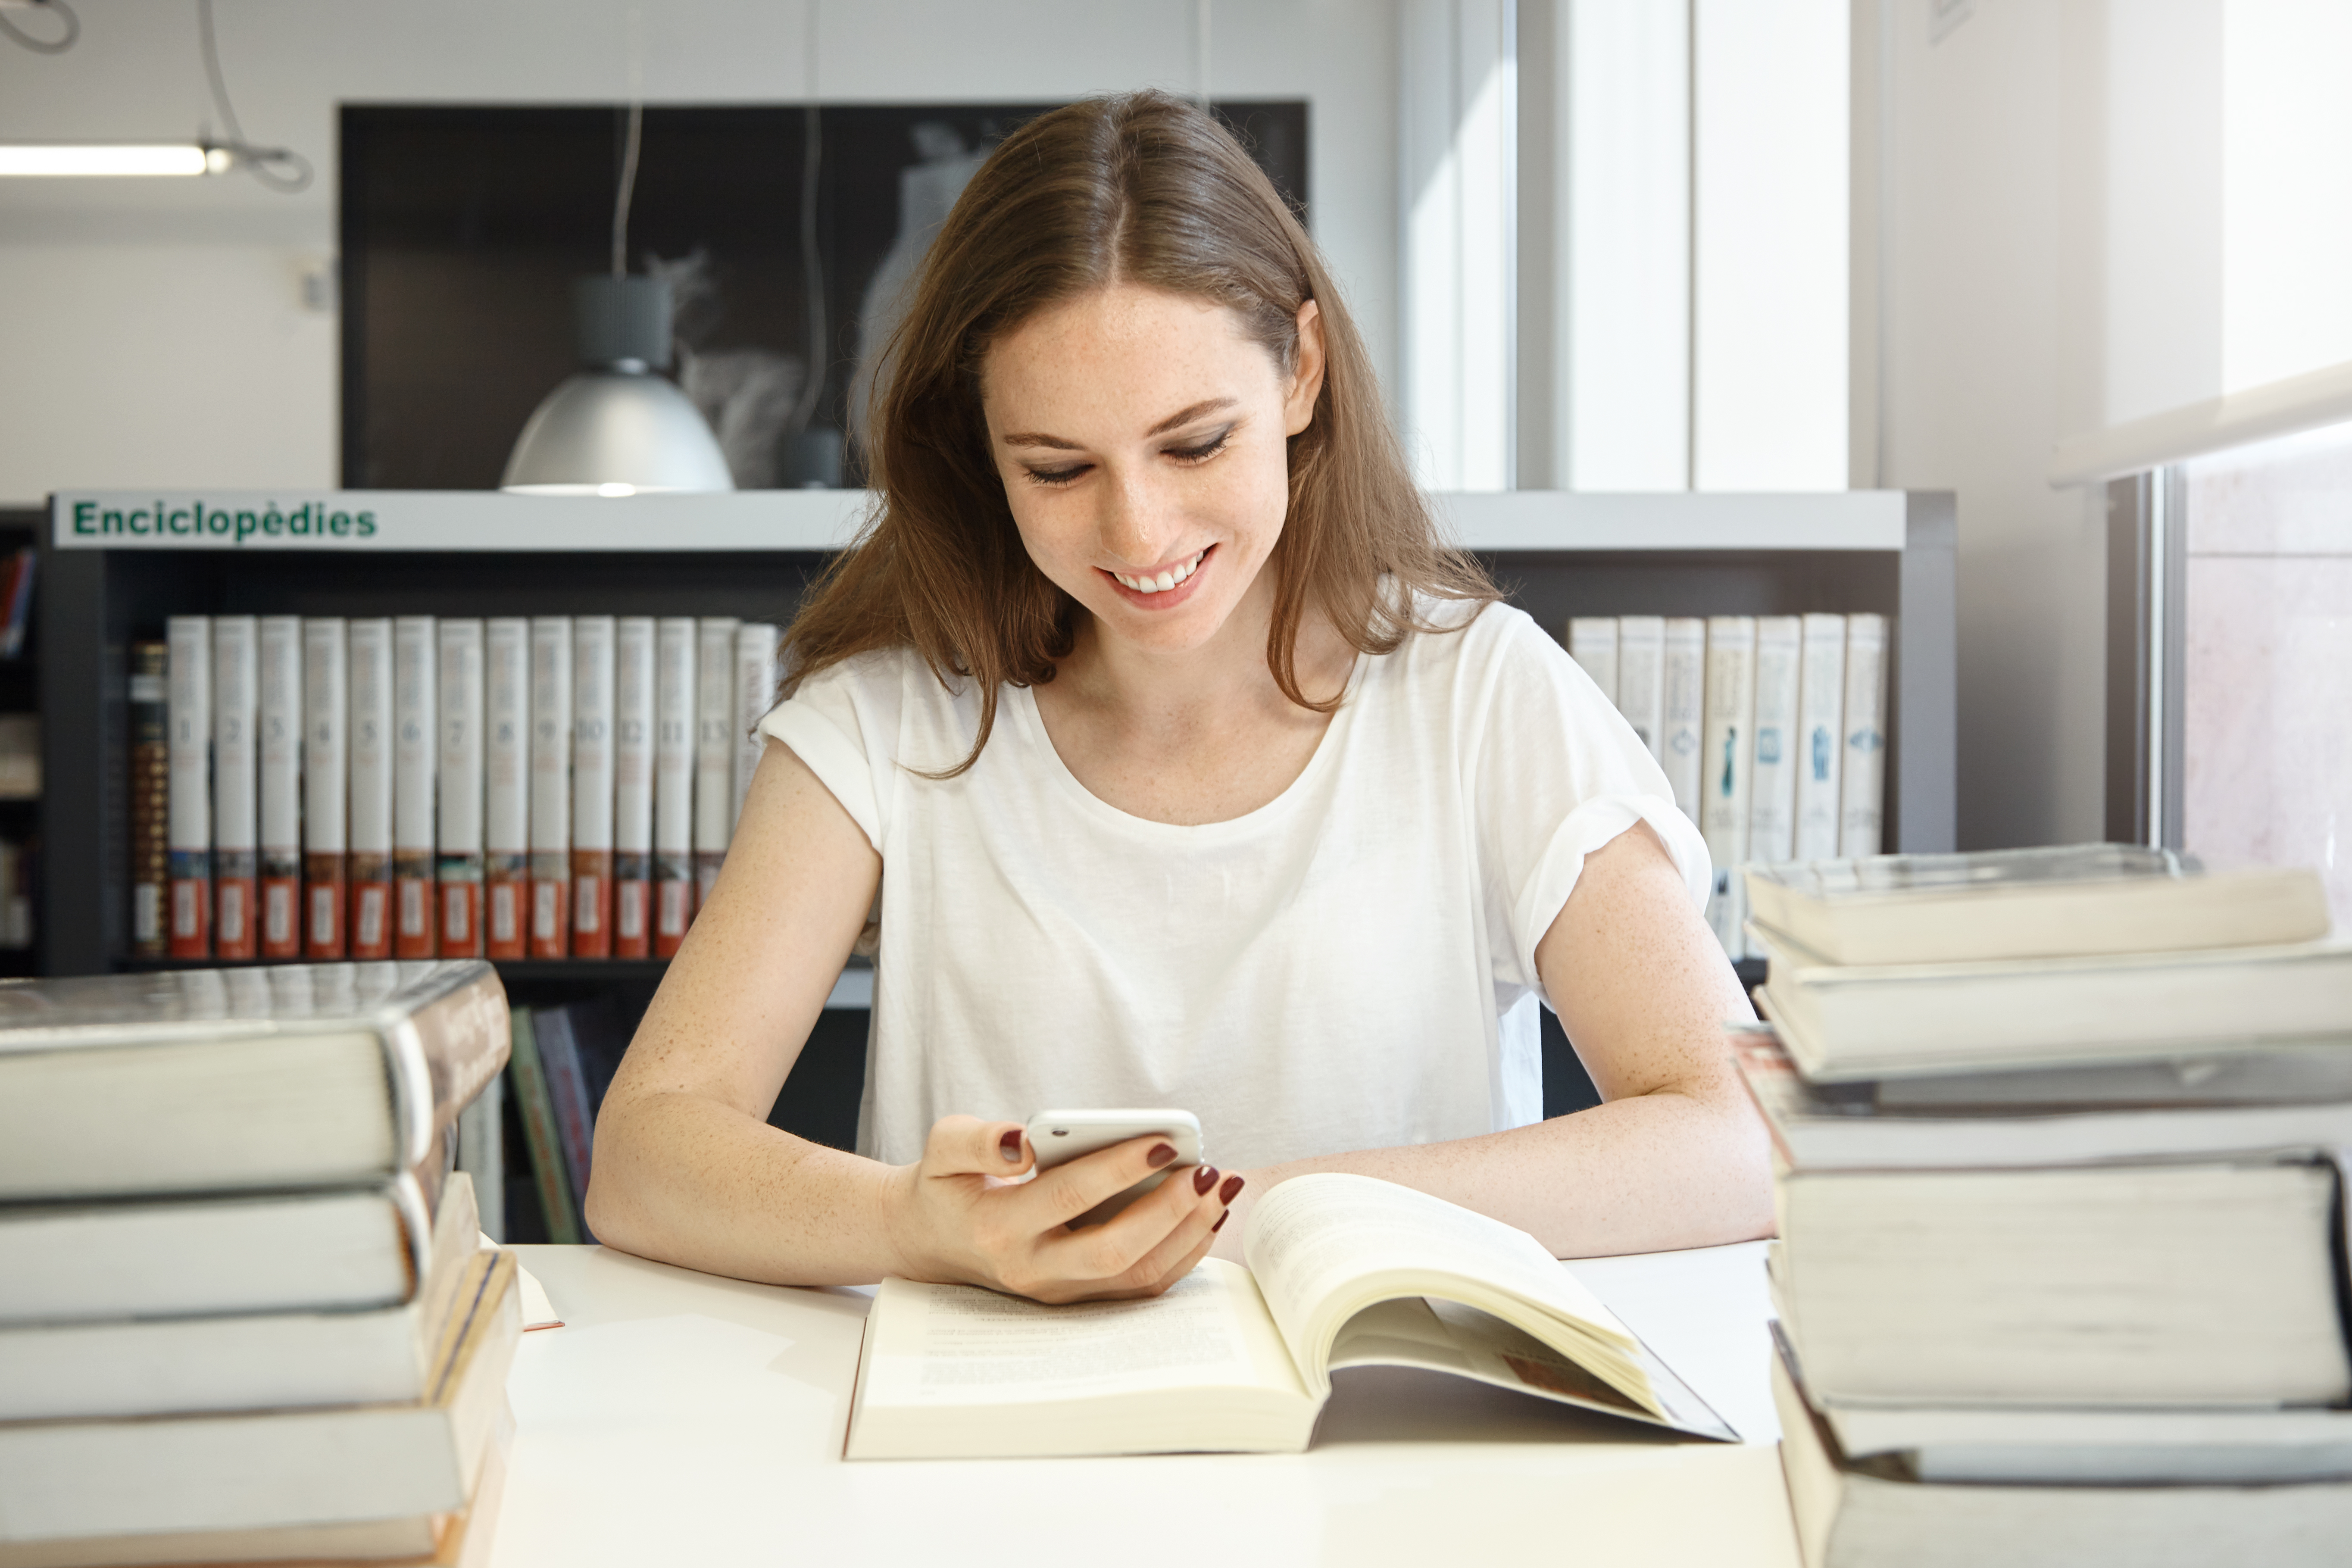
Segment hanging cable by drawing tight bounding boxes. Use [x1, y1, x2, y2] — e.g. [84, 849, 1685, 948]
[784, 1, 827, 445]
[0, 0, 78, 54]
[195, 0, 311, 192]
[612, 100, 643, 277]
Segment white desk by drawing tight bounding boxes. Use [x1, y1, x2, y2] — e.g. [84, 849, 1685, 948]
[490, 1242, 1798, 1568]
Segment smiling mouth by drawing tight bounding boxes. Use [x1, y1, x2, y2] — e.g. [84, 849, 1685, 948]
[1107, 548, 1209, 595]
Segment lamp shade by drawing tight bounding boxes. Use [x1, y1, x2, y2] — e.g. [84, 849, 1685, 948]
[500, 369, 735, 494]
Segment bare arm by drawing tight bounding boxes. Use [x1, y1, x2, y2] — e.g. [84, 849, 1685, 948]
[1213, 821, 1776, 1259]
[585, 738, 1233, 1295]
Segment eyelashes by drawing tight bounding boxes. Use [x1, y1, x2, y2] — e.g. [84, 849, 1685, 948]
[1022, 428, 1234, 488]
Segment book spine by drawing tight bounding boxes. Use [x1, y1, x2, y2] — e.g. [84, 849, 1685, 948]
[732, 622, 781, 831]
[1701, 615, 1758, 958]
[612, 616, 656, 959]
[209, 617, 259, 961]
[652, 616, 697, 956]
[1614, 615, 1666, 759]
[301, 618, 349, 959]
[392, 615, 439, 958]
[483, 618, 530, 961]
[256, 617, 304, 959]
[570, 616, 616, 960]
[456, 1068, 505, 1244]
[437, 619, 487, 957]
[165, 615, 212, 959]
[0, 548, 34, 660]
[1659, 617, 1707, 821]
[1747, 616, 1803, 867]
[128, 642, 170, 959]
[1839, 613, 1890, 858]
[533, 1008, 597, 1240]
[693, 616, 740, 908]
[1793, 612, 1847, 861]
[1566, 617, 1620, 708]
[346, 618, 396, 960]
[503, 1009, 581, 1245]
[528, 616, 573, 959]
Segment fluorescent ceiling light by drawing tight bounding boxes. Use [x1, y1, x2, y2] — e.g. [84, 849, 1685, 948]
[0, 143, 231, 177]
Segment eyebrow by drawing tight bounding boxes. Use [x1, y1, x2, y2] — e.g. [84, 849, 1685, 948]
[1000, 397, 1239, 450]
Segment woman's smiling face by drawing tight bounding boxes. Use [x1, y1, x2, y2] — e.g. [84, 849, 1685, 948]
[981, 283, 1324, 656]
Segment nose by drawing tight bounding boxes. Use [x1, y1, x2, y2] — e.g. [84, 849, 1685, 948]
[1095, 462, 1168, 570]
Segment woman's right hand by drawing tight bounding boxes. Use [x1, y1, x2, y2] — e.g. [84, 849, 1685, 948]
[881, 1115, 1242, 1303]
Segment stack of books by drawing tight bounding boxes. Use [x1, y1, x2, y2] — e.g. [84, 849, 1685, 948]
[0, 962, 522, 1568]
[1737, 845, 2352, 1566]
[141, 613, 782, 966]
[1565, 612, 1888, 958]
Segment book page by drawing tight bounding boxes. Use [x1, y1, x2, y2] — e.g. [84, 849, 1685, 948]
[1243, 1174, 1643, 1401]
[859, 1258, 1304, 1409]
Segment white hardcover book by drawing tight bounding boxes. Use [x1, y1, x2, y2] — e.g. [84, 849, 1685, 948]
[1566, 617, 1620, 707]
[1700, 617, 1758, 958]
[482, 618, 531, 957]
[653, 617, 698, 951]
[1793, 613, 1846, 861]
[1615, 615, 1666, 758]
[209, 615, 259, 941]
[612, 617, 656, 954]
[570, 616, 616, 955]
[732, 622, 782, 833]
[302, 619, 350, 954]
[436, 620, 486, 954]
[390, 616, 437, 953]
[527, 617, 573, 956]
[256, 615, 304, 957]
[693, 617, 740, 892]
[165, 616, 212, 955]
[1746, 616, 1802, 867]
[1839, 613, 1890, 858]
[1659, 617, 1706, 820]
[346, 619, 396, 956]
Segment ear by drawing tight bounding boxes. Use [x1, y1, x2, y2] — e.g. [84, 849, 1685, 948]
[1282, 299, 1327, 437]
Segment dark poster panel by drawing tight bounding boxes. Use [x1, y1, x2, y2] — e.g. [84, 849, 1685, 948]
[339, 101, 1310, 490]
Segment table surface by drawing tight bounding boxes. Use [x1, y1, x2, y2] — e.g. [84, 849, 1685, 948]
[489, 1241, 1800, 1568]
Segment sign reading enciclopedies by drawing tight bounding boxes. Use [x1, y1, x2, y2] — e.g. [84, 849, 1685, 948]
[48, 491, 871, 552]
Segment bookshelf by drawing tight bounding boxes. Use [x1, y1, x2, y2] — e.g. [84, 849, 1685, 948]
[34, 488, 1954, 1190]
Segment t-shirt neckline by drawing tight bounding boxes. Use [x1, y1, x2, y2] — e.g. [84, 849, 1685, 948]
[1007, 652, 1370, 840]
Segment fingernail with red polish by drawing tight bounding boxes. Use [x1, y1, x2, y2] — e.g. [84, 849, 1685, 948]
[1220, 1174, 1245, 1204]
[1147, 1143, 1178, 1168]
[999, 1128, 1023, 1162]
[1212, 1211, 1229, 1232]
[1192, 1164, 1220, 1195]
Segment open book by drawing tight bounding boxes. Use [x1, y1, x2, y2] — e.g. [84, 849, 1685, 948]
[843, 1173, 1734, 1459]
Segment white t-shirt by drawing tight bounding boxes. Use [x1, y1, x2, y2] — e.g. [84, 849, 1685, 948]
[759, 597, 1709, 1173]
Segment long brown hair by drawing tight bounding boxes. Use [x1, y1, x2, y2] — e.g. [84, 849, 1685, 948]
[784, 89, 1495, 772]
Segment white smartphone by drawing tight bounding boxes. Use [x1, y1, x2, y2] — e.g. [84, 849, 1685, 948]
[1024, 1109, 1205, 1227]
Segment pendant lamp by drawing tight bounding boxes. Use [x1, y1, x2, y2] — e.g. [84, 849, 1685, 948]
[501, 275, 734, 496]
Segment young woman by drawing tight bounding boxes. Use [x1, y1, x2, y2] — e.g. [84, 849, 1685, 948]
[586, 91, 1772, 1303]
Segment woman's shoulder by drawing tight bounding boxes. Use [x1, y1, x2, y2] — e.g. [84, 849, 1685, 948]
[1387, 591, 1565, 681]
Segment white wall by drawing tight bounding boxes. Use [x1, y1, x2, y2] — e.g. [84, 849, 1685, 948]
[0, 0, 1399, 504]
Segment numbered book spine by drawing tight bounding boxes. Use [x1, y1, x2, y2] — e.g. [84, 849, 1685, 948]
[483, 618, 530, 960]
[733, 622, 781, 832]
[1615, 615, 1665, 759]
[652, 616, 697, 956]
[1660, 617, 1707, 821]
[1746, 616, 1803, 868]
[1839, 613, 1890, 858]
[570, 616, 616, 960]
[1701, 616, 1758, 959]
[528, 616, 573, 959]
[128, 642, 170, 960]
[393, 615, 439, 957]
[209, 617, 260, 961]
[1566, 617, 1620, 707]
[437, 619, 487, 956]
[256, 616, 304, 959]
[345, 618, 395, 960]
[1793, 613, 1847, 861]
[301, 618, 349, 959]
[165, 616, 212, 959]
[693, 617, 740, 909]
[612, 616, 656, 959]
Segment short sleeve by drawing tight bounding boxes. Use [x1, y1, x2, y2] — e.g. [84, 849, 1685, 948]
[757, 652, 906, 851]
[1460, 609, 1712, 1003]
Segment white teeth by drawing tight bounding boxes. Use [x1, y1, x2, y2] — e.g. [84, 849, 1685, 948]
[1114, 550, 1205, 594]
